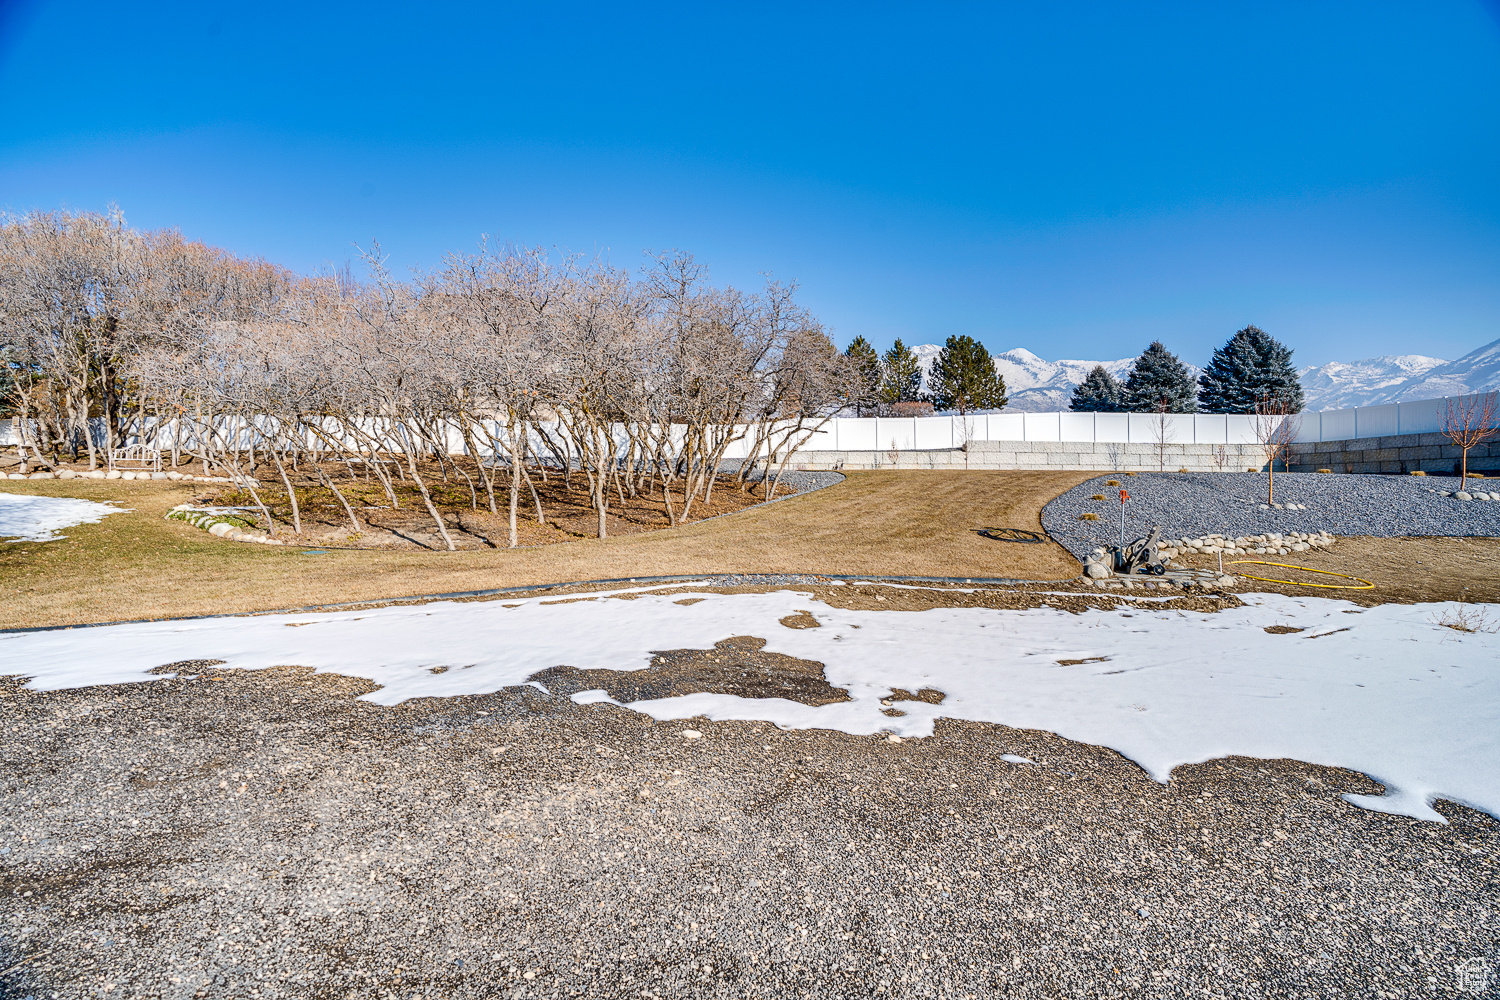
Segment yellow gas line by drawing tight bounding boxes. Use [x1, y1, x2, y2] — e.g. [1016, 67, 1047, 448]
[1225, 560, 1375, 590]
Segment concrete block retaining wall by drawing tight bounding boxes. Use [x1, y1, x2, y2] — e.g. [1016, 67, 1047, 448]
[788, 435, 1500, 474]
[1286, 433, 1500, 476]
[789, 440, 1271, 472]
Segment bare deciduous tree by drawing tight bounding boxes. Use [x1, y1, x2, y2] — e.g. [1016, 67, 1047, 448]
[1252, 394, 1302, 503]
[1441, 392, 1498, 491]
[2, 209, 853, 543]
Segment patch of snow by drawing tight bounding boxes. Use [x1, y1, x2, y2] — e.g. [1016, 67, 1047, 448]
[3, 589, 1496, 823]
[0, 492, 130, 543]
[1000, 754, 1033, 764]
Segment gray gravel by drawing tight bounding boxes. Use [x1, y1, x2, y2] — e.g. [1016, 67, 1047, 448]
[731, 469, 845, 503]
[1042, 472, 1500, 561]
[2, 662, 1497, 999]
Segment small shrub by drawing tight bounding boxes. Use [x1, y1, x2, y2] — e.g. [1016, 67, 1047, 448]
[1177, 467, 1190, 473]
[1432, 604, 1498, 634]
[1090, 494, 1107, 500]
[1409, 470, 1426, 476]
[1105, 480, 1120, 487]
[1125, 471, 1137, 476]
[1317, 468, 1333, 474]
[1078, 512, 1100, 521]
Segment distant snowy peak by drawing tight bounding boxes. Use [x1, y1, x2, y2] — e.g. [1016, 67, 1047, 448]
[909, 344, 1197, 412]
[1375, 337, 1500, 404]
[900, 336, 1500, 412]
[1297, 355, 1449, 410]
[1297, 336, 1500, 409]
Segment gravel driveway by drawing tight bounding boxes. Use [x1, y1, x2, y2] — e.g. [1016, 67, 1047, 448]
[2, 659, 1496, 999]
[1042, 472, 1500, 560]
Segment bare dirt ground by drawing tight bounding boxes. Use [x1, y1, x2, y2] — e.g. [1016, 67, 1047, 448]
[204, 462, 776, 550]
[0, 471, 1090, 628]
[1168, 535, 1500, 606]
[1, 662, 1495, 1000]
[5, 473, 1500, 997]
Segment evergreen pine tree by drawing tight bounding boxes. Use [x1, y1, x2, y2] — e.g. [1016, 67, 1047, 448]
[1123, 341, 1197, 412]
[1196, 325, 1304, 413]
[843, 336, 882, 415]
[928, 335, 1008, 414]
[1069, 365, 1124, 412]
[879, 338, 924, 404]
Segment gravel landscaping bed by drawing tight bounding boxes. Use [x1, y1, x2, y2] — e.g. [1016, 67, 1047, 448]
[2, 665, 1495, 999]
[725, 469, 845, 504]
[1042, 472, 1500, 561]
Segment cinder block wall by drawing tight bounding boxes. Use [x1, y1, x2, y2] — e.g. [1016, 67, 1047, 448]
[791, 440, 1270, 472]
[789, 434, 1500, 473]
[1287, 433, 1500, 476]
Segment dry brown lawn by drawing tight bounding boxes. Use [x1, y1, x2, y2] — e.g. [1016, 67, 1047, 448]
[0, 471, 1092, 628]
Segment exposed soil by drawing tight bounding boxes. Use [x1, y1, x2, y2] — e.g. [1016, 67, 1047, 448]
[531, 635, 853, 707]
[1, 664, 1495, 999]
[203, 460, 778, 550]
[1168, 534, 1500, 606]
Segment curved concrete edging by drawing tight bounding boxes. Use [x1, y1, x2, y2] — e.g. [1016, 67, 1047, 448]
[165, 506, 285, 545]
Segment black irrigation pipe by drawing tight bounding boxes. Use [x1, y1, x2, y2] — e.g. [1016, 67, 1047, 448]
[0, 571, 1084, 635]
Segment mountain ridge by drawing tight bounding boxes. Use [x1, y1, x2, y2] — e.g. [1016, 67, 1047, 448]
[901, 336, 1500, 412]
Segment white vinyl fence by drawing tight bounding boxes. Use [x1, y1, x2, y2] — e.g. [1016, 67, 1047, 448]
[770, 394, 1487, 454]
[0, 393, 1488, 456]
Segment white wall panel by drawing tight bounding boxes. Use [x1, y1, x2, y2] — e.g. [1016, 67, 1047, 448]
[798, 423, 838, 453]
[1092, 413, 1129, 443]
[1320, 408, 1356, 441]
[1193, 414, 1228, 444]
[1397, 398, 1445, 435]
[915, 416, 955, 450]
[1058, 412, 1095, 442]
[875, 417, 916, 451]
[987, 412, 1026, 440]
[1024, 411, 1061, 442]
[1357, 403, 1398, 438]
[837, 418, 878, 451]
[1225, 415, 1261, 445]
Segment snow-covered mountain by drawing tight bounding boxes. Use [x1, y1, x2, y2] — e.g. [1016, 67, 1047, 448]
[903, 335, 1500, 412]
[1364, 336, 1500, 403]
[910, 345, 1200, 412]
[1296, 355, 1449, 410]
[1295, 336, 1500, 408]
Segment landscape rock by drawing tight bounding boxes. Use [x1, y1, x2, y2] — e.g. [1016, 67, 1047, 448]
[1455, 492, 1473, 501]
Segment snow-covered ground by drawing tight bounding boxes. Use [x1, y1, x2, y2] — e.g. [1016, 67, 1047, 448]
[0, 492, 129, 542]
[3, 586, 1495, 823]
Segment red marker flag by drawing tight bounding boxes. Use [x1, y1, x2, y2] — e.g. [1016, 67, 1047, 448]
[1120, 490, 1129, 502]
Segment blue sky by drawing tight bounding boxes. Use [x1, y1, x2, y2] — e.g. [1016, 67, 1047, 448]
[2, 1, 1498, 367]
